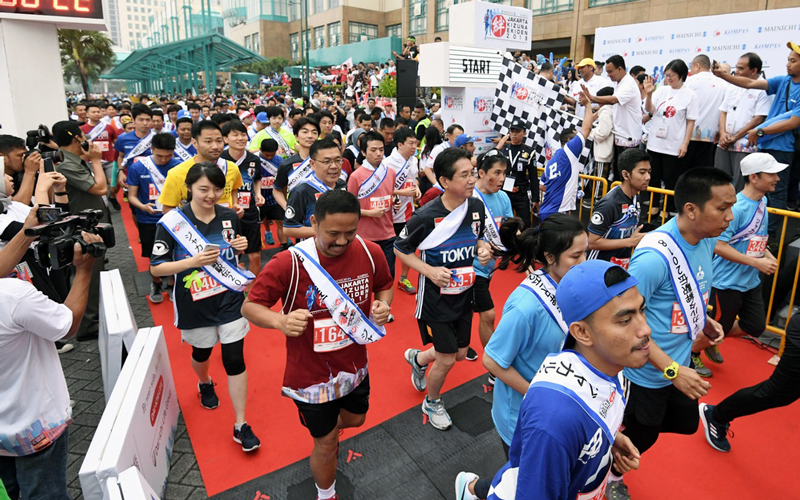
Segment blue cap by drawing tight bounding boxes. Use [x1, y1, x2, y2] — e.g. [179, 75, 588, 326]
[454, 135, 480, 147]
[176, 109, 191, 119]
[556, 260, 639, 326]
[256, 111, 269, 123]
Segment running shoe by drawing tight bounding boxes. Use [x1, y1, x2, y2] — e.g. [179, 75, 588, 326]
[455, 471, 479, 500]
[404, 348, 428, 391]
[487, 373, 496, 386]
[164, 282, 174, 302]
[422, 396, 452, 430]
[55, 341, 74, 354]
[606, 478, 631, 500]
[699, 403, 731, 452]
[387, 313, 395, 323]
[264, 230, 274, 245]
[466, 347, 478, 361]
[108, 197, 121, 210]
[692, 353, 713, 378]
[317, 496, 339, 500]
[198, 380, 219, 409]
[149, 282, 163, 304]
[705, 345, 724, 364]
[233, 423, 261, 452]
[398, 278, 417, 294]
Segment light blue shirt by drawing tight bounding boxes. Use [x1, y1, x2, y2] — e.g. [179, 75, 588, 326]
[624, 218, 715, 389]
[759, 75, 800, 152]
[473, 189, 513, 278]
[484, 273, 567, 444]
[712, 192, 768, 293]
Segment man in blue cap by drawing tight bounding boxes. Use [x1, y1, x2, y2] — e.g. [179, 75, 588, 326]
[456, 260, 650, 500]
[172, 110, 196, 163]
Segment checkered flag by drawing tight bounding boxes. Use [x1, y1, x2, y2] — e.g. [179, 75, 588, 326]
[491, 57, 591, 168]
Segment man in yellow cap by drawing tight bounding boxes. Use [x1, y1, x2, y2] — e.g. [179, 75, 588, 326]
[571, 58, 612, 119]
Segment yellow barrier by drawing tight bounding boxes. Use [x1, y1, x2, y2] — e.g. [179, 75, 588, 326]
[537, 168, 609, 220]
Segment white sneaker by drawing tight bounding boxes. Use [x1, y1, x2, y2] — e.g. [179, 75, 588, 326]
[455, 471, 479, 500]
[404, 348, 427, 391]
[422, 396, 452, 430]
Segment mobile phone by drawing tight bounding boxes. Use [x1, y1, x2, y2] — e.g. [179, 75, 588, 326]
[640, 223, 658, 233]
[37, 206, 61, 222]
[43, 158, 55, 173]
[203, 244, 220, 252]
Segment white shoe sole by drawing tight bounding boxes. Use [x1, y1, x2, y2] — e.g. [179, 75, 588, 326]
[699, 403, 729, 453]
[233, 436, 261, 452]
[405, 349, 427, 392]
[422, 403, 452, 431]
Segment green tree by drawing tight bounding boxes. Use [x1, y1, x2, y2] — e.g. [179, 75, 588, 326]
[59, 29, 116, 97]
[378, 76, 397, 98]
[233, 57, 293, 77]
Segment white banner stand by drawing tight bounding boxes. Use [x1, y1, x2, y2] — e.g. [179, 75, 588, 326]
[116, 466, 163, 500]
[104, 477, 124, 500]
[99, 269, 139, 402]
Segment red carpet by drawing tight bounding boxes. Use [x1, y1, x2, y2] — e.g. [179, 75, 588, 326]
[119, 207, 800, 498]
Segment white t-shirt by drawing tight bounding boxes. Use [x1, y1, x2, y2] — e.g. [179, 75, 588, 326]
[612, 73, 643, 147]
[0, 278, 73, 457]
[646, 85, 699, 156]
[428, 141, 451, 167]
[0, 202, 32, 251]
[685, 71, 726, 142]
[383, 150, 419, 223]
[719, 82, 773, 152]
[570, 74, 612, 118]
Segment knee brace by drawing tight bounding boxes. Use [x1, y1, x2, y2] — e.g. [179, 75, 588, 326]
[221, 339, 246, 376]
[191, 346, 213, 363]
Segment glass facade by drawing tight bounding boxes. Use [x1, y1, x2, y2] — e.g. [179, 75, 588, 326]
[328, 21, 341, 47]
[588, 0, 636, 6]
[408, 0, 427, 36]
[349, 21, 378, 43]
[386, 23, 402, 39]
[290, 32, 299, 59]
[529, 0, 574, 14]
[314, 26, 325, 49]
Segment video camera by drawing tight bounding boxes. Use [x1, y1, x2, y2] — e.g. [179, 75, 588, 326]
[25, 124, 64, 173]
[24, 209, 115, 270]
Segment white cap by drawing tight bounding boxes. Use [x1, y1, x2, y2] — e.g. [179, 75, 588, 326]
[740, 152, 789, 176]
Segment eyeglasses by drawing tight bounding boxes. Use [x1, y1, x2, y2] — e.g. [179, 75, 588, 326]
[484, 148, 502, 158]
[315, 158, 344, 167]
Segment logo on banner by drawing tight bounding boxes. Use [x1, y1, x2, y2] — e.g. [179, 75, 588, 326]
[672, 31, 705, 39]
[483, 7, 530, 41]
[510, 82, 545, 108]
[473, 97, 494, 113]
[758, 24, 800, 33]
[707, 44, 746, 51]
[445, 95, 463, 110]
[491, 14, 506, 38]
[755, 43, 783, 50]
[716, 28, 749, 36]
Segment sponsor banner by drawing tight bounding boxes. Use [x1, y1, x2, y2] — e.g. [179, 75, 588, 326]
[449, 45, 505, 85]
[98, 269, 138, 402]
[594, 8, 800, 81]
[472, 1, 532, 50]
[442, 87, 500, 155]
[443, 91, 464, 111]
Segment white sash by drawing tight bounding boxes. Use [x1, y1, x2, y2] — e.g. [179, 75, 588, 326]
[287, 157, 313, 191]
[518, 270, 569, 335]
[289, 237, 386, 345]
[418, 199, 468, 251]
[215, 157, 229, 176]
[302, 173, 332, 194]
[260, 156, 278, 177]
[122, 131, 154, 167]
[729, 199, 766, 245]
[391, 157, 411, 191]
[175, 140, 194, 162]
[472, 187, 505, 251]
[638, 231, 706, 340]
[266, 127, 293, 156]
[433, 183, 444, 192]
[530, 351, 625, 444]
[87, 121, 106, 141]
[357, 162, 389, 199]
[139, 156, 165, 211]
[158, 209, 254, 293]
[347, 145, 359, 157]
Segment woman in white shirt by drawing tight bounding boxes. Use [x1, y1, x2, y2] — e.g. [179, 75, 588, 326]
[644, 59, 699, 214]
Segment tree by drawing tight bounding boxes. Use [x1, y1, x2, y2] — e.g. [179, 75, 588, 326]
[232, 57, 293, 77]
[59, 30, 116, 97]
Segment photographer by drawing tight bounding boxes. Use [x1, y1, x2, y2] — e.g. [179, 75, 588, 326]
[52, 121, 109, 341]
[0, 225, 102, 500]
[0, 135, 43, 204]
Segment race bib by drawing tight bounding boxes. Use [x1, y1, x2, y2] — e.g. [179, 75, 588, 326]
[313, 318, 354, 352]
[238, 192, 251, 209]
[671, 291, 710, 334]
[402, 181, 415, 191]
[441, 266, 475, 295]
[97, 142, 109, 152]
[610, 256, 630, 270]
[746, 235, 767, 258]
[503, 176, 515, 192]
[189, 271, 226, 301]
[261, 177, 274, 189]
[577, 471, 610, 500]
[148, 184, 160, 201]
[370, 195, 391, 210]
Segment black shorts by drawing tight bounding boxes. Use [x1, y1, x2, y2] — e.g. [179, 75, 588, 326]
[623, 380, 698, 429]
[709, 285, 766, 336]
[418, 316, 472, 354]
[472, 275, 494, 313]
[394, 222, 407, 237]
[294, 375, 371, 438]
[138, 223, 158, 258]
[241, 221, 262, 254]
[260, 203, 285, 222]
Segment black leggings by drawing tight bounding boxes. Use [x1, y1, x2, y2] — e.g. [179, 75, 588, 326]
[647, 149, 683, 213]
[473, 438, 511, 499]
[191, 339, 246, 376]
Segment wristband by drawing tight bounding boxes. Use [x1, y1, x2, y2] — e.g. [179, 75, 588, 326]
[54, 191, 68, 196]
[379, 299, 391, 310]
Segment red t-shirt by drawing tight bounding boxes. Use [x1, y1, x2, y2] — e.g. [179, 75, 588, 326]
[347, 161, 396, 242]
[419, 186, 443, 207]
[80, 122, 118, 163]
[247, 237, 392, 403]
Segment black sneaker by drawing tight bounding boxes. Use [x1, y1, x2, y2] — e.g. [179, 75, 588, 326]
[699, 403, 731, 452]
[198, 381, 219, 409]
[233, 423, 261, 452]
[465, 347, 478, 361]
[108, 197, 121, 210]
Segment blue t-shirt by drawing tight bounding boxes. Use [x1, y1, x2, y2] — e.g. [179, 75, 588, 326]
[473, 189, 513, 278]
[484, 273, 567, 445]
[174, 140, 197, 161]
[260, 154, 282, 206]
[712, 192, 768, 293]
[126, 156, 181, 224]
[540, 133, 585, 221]
[114, 131, 151, 167]
[624, 218, 714, 389]
[759, 76, 800, 152]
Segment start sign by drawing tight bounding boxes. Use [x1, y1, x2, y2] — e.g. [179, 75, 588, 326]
[0, 0, 106, 29]
[448, 45, 503, 86]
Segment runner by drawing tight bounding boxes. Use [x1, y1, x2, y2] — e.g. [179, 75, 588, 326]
[272, 117, 320, 211]
[173, 112, 198, 163]
[221, 121, 265, 280]
[694, 153, 783, 376]
[80, 102, 119, 209]
[257, 138, 288, 249]
[114, 104, 153, 207]
[248, 107, 296, 159]
[586, 148, 651, 269]
[242, 189, 393, 500]
[456, 259, 649, 500]
[607, 167, 733, 500]
[395, 147, 492, 430]
[149, 162, 260, 453]
[126, 132, 181, 303]
[158, 120, 243, 214]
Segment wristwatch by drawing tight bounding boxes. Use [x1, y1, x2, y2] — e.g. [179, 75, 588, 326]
[663, 361, 679, 380]
[756, 128, 765, 138]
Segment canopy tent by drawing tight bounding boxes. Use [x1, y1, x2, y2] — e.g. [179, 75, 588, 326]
[100, 33, 265, 95]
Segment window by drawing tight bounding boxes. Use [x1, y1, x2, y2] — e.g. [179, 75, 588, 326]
[330, 0, 338, 6]
[244, 34, 250, 50]
[314, 26, 325, 49]
[436, 0, 451, 32]
[408, 0, 427, 36]
[129, 31, 133, 38]
[386, 23, 402, 39]
[288, 1, 298, 21]
[290, 32, 299, 60]
[529, 0, 573, 14]
[328, 21, 341, 46]
[349, 22, 378, 43]
[127, 14, 131, 19]
[253, 33, 260, 53]
[588, 0, 636, 6]
[313, 0, 324, 14]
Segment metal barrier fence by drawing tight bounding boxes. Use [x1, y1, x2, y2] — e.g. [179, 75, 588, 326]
[536, 168, 609, 220]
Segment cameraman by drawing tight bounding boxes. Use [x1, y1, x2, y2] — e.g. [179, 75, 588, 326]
[0, 135, 42, 204]
[52, 121, 109, 342]
[0, 220, 102, 500]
